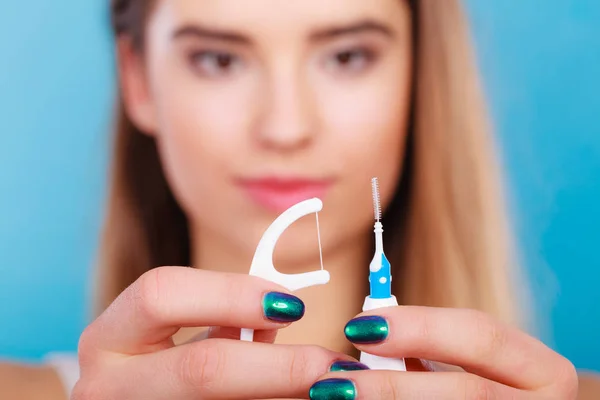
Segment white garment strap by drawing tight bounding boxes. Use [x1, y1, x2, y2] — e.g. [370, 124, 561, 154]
[45, 353, 80, 398]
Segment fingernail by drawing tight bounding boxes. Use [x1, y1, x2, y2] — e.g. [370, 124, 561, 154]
[262, 292, 305, 322]
[344, 315, 389, 344]
[309, 378, 356, 400]
[329, 360, 370, 372]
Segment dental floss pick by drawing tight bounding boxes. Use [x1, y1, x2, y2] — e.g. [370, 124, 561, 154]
[240, 198, 330, 342]
[359, 178, 407, 371]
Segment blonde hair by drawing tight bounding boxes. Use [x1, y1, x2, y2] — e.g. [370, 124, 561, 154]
[98, 0, 528, 327]
[395, 1, 526, 326]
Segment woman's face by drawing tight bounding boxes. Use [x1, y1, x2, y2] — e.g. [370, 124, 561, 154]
[122, 0, 413, 267]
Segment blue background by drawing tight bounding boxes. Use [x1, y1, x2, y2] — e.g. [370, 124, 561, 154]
[0, 1, 599, 371]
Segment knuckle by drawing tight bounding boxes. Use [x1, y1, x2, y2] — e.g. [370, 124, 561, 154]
[463, 375, 495, 400]
[286, 347, 312, 387]
[77, 326, 92, 356]
[553, 357, 579, 399]
[180, 340, 225, 391]
[411, 310, 433, 346]
[77, 325, 98, 368]
[219, 273, 242, 318]
[470, 310, 507, 360]
[71, 379, 103, 400]
[377, 374, 403, 400]
[284, 345, 329, 388]
[134, 267, 171, 322]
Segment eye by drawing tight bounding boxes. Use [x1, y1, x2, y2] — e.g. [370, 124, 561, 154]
[325, 47, 377, 73]
[188, 50, 242, 77]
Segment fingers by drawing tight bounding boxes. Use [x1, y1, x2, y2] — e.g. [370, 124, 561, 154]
[77, 339, 355, 400]
[83, 267, 303, 354]
[343, 307, 576, 392]
[308, 371, 524, 399]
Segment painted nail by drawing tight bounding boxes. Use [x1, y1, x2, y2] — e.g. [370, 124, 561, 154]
[329, 360, 370, 372]
[344, 315, 389, 344]
[262, 292, 305, 322]
[309, 378, 356, 400]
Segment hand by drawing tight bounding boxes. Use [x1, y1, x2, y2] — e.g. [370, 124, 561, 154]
[309, 306, 578, 399]
[72, 267, 353, 400]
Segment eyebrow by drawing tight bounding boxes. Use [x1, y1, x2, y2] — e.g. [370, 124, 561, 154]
[173, 25, 252, 45]
[310, 20, 395, 41]
[172, 19, 394, 45]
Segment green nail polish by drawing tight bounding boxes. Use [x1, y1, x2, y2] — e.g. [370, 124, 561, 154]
[262, 292, 305, 322]
[309, 378, 356, 400]
[344, 316, 389, 344]
[329, 360, 370, 372]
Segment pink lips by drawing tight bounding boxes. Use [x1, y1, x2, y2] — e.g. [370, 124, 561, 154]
[237, 177, 332, 213]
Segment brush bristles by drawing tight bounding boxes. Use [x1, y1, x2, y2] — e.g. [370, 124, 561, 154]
[371, 177, 382, 221]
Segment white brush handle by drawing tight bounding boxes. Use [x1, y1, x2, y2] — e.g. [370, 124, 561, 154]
[240, 328, 254, 342]
[359, 352, 406, 371]
[359, 296, 406, 371]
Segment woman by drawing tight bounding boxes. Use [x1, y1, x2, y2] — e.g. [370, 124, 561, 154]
[0, 0, 594, 398]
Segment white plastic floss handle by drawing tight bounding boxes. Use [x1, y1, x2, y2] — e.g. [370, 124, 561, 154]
[240, 198, 331, 342]
[359, 296, 407, 371]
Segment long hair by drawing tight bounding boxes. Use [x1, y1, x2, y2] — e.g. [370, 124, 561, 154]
[98, 0, 527, 327]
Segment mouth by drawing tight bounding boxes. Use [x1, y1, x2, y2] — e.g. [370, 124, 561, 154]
[236, 176, 334, 213]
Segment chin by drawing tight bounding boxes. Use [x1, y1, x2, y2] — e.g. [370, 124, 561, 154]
[266, 217, 327, 272]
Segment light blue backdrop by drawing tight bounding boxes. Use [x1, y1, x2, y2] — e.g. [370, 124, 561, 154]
[0, 1, 599, 371]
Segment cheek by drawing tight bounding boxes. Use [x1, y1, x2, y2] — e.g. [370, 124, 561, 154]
[147, 61, 257, 217]
[318, 68, 412, 208]
[331, 88, 407, 164]
[153, 59, 256, 150]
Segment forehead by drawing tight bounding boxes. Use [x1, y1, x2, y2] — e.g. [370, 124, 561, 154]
[148, 0, 410, 36]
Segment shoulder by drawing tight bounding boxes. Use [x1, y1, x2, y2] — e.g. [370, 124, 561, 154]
[0, 361, 68, 400]
[579, 372, 600, 399]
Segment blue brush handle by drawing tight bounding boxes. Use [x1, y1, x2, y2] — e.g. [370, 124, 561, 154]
[369, 253, 392, 299]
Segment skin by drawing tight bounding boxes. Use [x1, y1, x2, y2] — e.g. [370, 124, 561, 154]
[0, 0, 592, 398]
[140, 0, 410, 271]
[123, 0, 412, 354]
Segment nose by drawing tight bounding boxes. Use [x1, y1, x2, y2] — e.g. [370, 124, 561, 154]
[255, 69, 316, 152]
